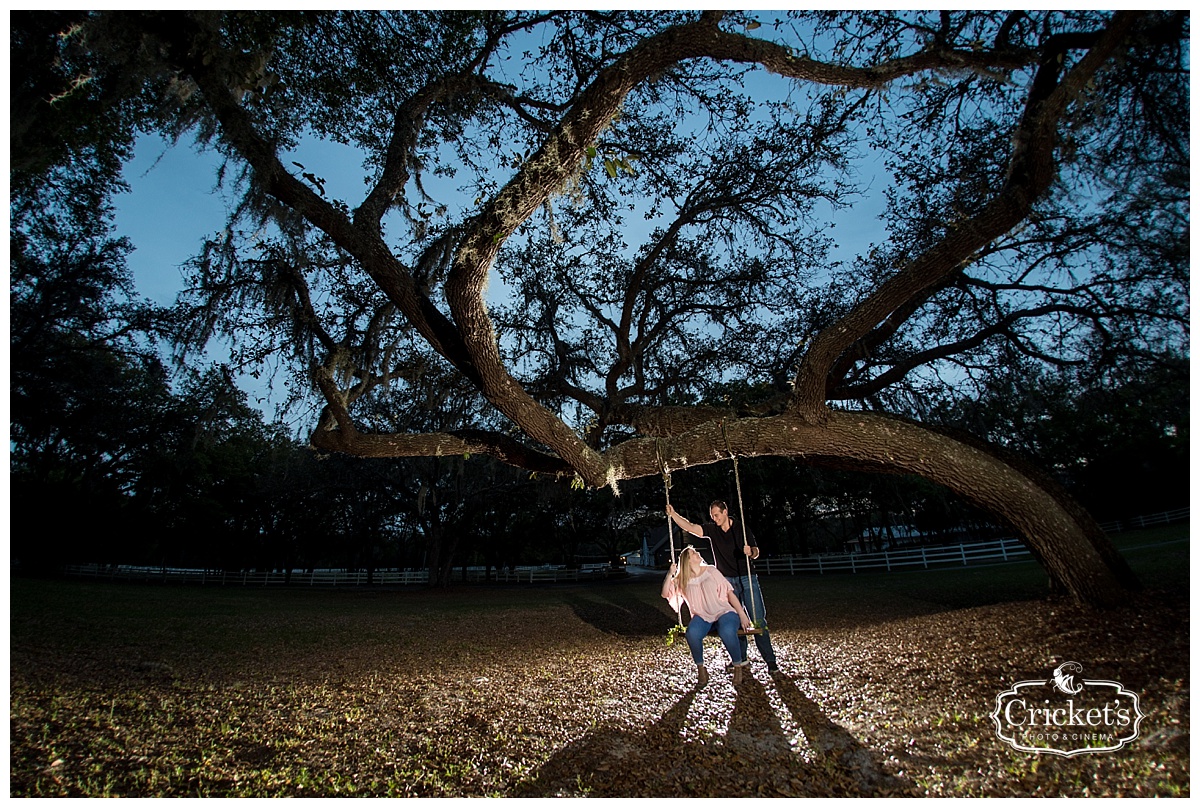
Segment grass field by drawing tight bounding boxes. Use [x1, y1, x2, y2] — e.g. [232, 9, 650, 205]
[10, 526, 1189, 796]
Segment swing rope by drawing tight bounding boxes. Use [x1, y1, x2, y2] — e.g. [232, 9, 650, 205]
[657, 440, 684, 629]
[656, 440, 678, 566]
[722, 421, 762, 632]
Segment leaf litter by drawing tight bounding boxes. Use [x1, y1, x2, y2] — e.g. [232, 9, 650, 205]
[9, 576, 1189, 797]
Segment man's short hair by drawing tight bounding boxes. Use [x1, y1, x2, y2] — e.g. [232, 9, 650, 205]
[709, 500, 728, 513]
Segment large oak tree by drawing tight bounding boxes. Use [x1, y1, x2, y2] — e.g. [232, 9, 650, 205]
[22, 11, 1188, 605]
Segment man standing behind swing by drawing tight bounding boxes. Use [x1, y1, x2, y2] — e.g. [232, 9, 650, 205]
[667, 501, 781, 674]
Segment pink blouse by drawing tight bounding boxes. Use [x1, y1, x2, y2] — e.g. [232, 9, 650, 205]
[664, 565, 736, 622]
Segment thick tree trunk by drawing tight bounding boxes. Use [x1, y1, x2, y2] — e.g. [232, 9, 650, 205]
[608, 411, 1136, 607]
[424, 517, 462, 588]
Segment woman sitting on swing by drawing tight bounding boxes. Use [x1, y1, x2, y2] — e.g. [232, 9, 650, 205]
[662, 545, 753, 688]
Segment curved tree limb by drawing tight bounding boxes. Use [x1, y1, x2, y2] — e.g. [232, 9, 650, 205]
[788, 12, 1142, 423]
[830, 303, 1115, 400]
[598, 409, 1132, 606]
[309, 421, 572, 475]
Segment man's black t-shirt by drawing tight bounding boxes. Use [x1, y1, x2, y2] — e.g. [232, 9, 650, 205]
[700, 518, 758, 578]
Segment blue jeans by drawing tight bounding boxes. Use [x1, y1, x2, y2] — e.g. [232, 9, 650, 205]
[727, 574, 779, 669]
[685, 610, 745, 667]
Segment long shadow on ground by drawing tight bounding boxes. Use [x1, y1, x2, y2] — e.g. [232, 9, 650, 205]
[511, 689, 698, 796]
[512, 671, 913, 797]
[768, 674, 905, 794]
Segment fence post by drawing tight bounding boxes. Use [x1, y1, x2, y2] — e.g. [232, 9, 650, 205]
[921, 547, 928, 569]
[817, 556, 823, 575]
[960, 543, 967, 565]
[851, 555, 856, 574]
[884, 550, 891, 572]
[1000, 539, 1008, 561]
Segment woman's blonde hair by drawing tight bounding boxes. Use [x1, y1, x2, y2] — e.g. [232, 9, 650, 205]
[675, 546, 703, 590]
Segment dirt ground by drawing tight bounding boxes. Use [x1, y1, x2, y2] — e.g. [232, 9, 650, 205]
[9, 565, 1190, 797]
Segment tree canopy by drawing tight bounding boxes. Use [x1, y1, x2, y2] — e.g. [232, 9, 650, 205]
[10, 11, 1189, 604]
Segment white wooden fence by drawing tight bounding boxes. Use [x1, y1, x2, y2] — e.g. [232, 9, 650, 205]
[757, 536, 1031, 576]
[757, 505, 1189, 577]
[1096, 507, 1189, 534]
[59, 562, 619, 586]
